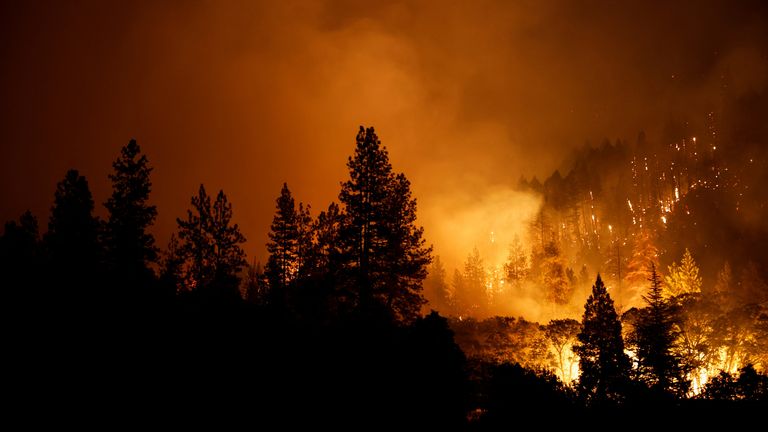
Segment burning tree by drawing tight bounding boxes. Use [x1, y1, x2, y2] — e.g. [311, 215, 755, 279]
[461, 247, 487, 316]
[663, 248, 702, 298]
[623, 229, 659, 307]
[504, 235, 529, 291]
[544, 318, 581, 383]
[540, 241, 571, 306]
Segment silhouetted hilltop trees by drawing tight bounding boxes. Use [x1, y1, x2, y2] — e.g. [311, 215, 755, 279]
[2, 127, 767, 425]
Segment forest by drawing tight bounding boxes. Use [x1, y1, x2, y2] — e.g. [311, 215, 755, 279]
[2, 125, 765, 427]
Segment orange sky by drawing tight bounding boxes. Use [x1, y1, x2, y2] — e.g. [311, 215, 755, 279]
[1, 0, 766, 263]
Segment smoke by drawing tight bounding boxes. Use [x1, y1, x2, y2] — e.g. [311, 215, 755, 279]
[420, 186, 541, 272]
[0, 0, 766, 280]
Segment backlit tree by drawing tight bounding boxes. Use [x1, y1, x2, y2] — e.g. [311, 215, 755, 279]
[573, 274, 630, 403]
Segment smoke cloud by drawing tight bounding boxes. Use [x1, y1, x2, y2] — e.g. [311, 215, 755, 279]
[1, 0, 766, 269]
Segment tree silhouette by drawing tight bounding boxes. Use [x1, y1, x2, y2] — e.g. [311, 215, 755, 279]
[423, 255, 451, 313]
[545, 318, 581, 382]
[103, 139, 158, 301]
[632, 264, 689, 397]
[176, 185, 246, 302]
[573, 274, 630, 404]
[310, 202, 344, 280]
[703, 364, 768, 401]
[242, 259, 268, 305]
[265, 183, 300, 299]
[44, 169, 102, 307]
[339, 126, 431, 322]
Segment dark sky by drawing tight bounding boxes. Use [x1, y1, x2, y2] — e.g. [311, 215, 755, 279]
[1, 0, 766, 263]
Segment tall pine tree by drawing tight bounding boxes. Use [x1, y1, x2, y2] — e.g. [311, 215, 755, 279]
[266, 183, 300, 294]
[339, 126, 431, 322]
[312, 202, 344, 280]
[44, 170, 102, 306]
[633, 264, 689, 397]
[103, 139, 158, 298]
[573, 274, 630, 404]
[176, 185, 246, 301]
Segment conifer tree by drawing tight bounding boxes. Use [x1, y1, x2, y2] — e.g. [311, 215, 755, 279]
[339, 126, 432, 322]
[265, 183, 299, 293]
[423, 255, 451, 313]
[624, 229, 659, 303]
[633, 264, 689, 396]
[573, 274, 630, 403]
[312, 202, 344, 278]
[664, 248, 702, 298]
[176, 185, 246, 300]
[103, 139, 158, 294]
[45, 170, 102, 304]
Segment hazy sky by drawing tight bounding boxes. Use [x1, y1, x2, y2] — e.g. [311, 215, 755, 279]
[1, 0, 766, 263]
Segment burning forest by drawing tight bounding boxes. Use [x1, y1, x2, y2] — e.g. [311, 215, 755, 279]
[424, 109, 768, 394]
[2, 0, 767, 427]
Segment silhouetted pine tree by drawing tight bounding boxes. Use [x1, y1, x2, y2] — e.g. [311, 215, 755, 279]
[633, 264, 689, 397]
[103, 139, 158, 302]
[573, 274, 630, 404]
[44, 170, 102, 307]
[423, 255, 450, 313]
[339, 126, 431, 322]
[311, 202, 344, 279]
[296, 202, 313, 279]
[266, 183, 300, 307]
[176, 185, 246, 302]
